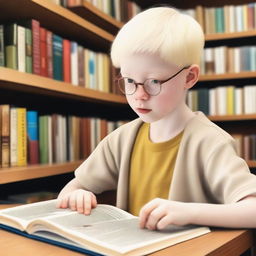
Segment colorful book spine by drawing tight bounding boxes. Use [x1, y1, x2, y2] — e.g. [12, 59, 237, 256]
[17, 108, 27, 166]
[25, 28, 32, 73]
[10, 107, 18, 167]
[1, 105, 10, 168]
[53, 34, 63, 81]
[27, 111, 39, 165]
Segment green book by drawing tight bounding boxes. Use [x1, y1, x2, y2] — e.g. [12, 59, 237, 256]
[25, 28, 32, 73]
[0, 25, 4, 66]
[39, 115, 49, 164]
[215, 7, 225, 33]
[4, 23, 18, 69]
[53, 34, 63, 81]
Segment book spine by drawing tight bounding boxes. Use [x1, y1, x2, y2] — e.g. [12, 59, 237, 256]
[17, 25, 26, 72]
[39, 115, 49, 164]
[17, 108, 27, 166]
[25, 28, 32, 73]
[27, 111, 39, 165]
[40, 27, 47, 77]
[46, 30, 53, 78]
[32, 19, 41, 75]
[63, 39, 71, 83]
[1, 105, 10, 168]
[10, 107, 18, 167]
[53, 34, 63, 81]
[0, 25, 5, 66]
[4, 23, 18, 69]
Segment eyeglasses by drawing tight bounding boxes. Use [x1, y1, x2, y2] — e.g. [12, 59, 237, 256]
[116, 66, 190, 96]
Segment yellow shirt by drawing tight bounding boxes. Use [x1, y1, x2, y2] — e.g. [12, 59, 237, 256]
[128, 123, 183, 216]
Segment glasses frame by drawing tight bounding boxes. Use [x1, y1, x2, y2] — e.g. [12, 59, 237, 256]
[116, 65, 191, 96]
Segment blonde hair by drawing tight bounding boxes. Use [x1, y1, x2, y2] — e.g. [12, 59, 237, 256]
[111, 7, 204, 68]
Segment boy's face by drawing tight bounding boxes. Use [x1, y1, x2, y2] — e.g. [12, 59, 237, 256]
[120, 54, 189, 123]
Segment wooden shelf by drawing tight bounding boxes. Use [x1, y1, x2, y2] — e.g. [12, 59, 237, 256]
[0, 161, 83, 184]
[68, 2, 123, 35]
[209, 114, 256, 122]
[199, 71, 256, 82]
[205, 30, 256, 42]
[0, 67, 127, 106]
[0, 0, 114, 52]
[248, 161, 256, 168]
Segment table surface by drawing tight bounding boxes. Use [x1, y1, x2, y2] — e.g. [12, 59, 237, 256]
[0, 204, 255, 256]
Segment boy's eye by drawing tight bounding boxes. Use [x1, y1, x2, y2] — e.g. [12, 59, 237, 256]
[150, 79, 160, 85]
[127, 78, 134, 84]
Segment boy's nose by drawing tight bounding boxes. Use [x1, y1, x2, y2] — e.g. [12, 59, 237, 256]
[134, 84, 150, 100]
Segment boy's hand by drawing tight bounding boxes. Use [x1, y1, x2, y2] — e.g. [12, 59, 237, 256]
[139, 198, 193, 230]
[56, 189, 97, 215]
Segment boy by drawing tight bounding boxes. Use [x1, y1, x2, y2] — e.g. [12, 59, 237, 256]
[57, 7, 256, 230]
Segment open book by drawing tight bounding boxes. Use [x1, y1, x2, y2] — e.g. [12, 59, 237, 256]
[0, 200, 210, 256]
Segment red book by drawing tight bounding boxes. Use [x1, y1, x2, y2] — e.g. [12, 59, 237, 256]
[28, 140, 39, 165]
[40, 27, 47, 77]
[63, 39, 71, 83]
[46, 30, 53, 78]
[31, 19, 41, 75]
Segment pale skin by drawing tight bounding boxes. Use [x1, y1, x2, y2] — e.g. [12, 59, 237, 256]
[57, 54, 256, 230]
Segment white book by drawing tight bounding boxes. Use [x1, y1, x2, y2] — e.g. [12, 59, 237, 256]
[10, 107, 18, 167]
[17, 25, 26, 72]
[71, 41, 78, 86]
[234, 87, 243, 115]
[228, 5, 235, 33]
[114, 0, 121, 21]
[235, 5, 244, 32]
[216, 87, 227, 115]
[243, 86, 253, 114]
[234, 47, 241, 73]
[209, 88, 217, 116]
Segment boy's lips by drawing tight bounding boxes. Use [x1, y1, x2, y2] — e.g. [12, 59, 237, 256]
[136, 108, 152, 114]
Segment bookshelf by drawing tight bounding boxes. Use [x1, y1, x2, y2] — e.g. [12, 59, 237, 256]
[0, 0, 134, 198]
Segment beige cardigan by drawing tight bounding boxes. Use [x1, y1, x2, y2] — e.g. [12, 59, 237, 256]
[75, 112, 256, 210]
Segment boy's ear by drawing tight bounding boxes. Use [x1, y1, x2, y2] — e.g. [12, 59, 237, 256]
[184, 65, 200, 89]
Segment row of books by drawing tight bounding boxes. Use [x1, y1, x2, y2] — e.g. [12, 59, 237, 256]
[49, 0, 141, 22]
[0, 20, 117, 93]
[187, 85, 256, 116]
[0, 104, 126, 168]
[233, 134, 256, 161]
[201, 46, 256, 75]
[183, 3, 256, 34]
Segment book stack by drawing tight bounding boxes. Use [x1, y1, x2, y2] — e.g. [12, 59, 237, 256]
[0, 104, 126, 168]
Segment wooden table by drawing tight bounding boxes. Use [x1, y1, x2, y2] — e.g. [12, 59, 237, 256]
[0, 205, 255, 256]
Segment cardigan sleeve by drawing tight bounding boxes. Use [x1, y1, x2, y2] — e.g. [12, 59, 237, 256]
[205, 137, 256, 204]
[74, 134, 119, 194]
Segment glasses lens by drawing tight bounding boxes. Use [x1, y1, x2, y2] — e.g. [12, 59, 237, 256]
[144, 79, 161, 96]
[118, 78, 135, 95]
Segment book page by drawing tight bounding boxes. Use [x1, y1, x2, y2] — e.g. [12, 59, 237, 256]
[30, 217, 209, 255]
[0, 200, 133, 230]
[0, 200, 67, 230]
